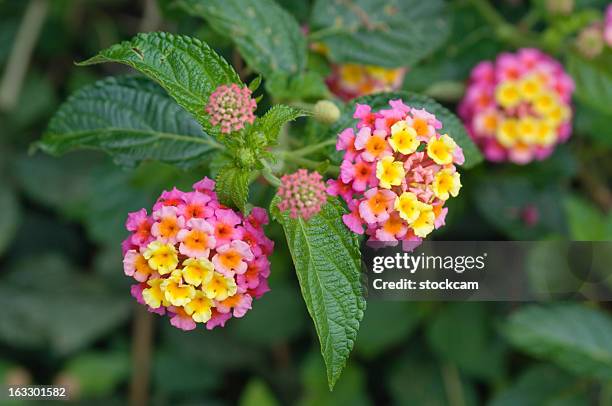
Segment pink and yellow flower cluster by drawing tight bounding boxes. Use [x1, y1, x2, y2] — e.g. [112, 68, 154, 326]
[326, 64, 406, 101]
[327, 100, 464, 249]
[122, 177, 273, 330]
[459, 48, 574, 164]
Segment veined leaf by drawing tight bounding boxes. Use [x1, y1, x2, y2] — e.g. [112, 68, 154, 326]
[215, 164, 252, 212]
[253, 104, 307, 145]
[332, 91, 483, 168]
[77, 32, 241, 132]
[505, 304, 612, 380]
[179, 0, 306, 77]
[272, 197, 366, 389]
[38, 76, 221, 168]
[310, 0, 449, 68]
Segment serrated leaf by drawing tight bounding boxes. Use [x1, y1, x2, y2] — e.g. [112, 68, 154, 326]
[568, 52, 612, 115]
[331, 91, 483, 168]
[179, 0, 306, 76]
[216, 165, 252, 212]
[310, 0, 449, 68]
[505, 304, 612, 380]
[38, 76, 221, 168]
[77, 32, 241, 132]
[253, 104, 307, 145]
[272, 197, 366, 389]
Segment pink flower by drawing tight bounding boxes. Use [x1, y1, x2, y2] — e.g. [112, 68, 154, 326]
[123, 177, 273, 330]
[359, 188, 395, 224]
[215, 293, 253, 318]
[151, 206, 185, 244]
[125, 209, 153, 247]
[210, 209, 243, 247]
[459, 48, 574, 164]
[206, 83, 256, 134]
[277, 169, 327, 220]
[340, 158, 377, 192]
[354, 127, 391, 162]
[177, 218, 216, 258]
[328, 101, 463, 249]
[177, 192, 213, 220]
[212, 240, 254, 277]
[336, 128, 359, 161]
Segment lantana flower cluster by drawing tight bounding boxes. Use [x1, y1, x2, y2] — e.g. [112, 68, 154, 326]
[575, 4, 612, 58]
[205, 83, 257, 134]
[459, 48, 574, 164]
[326, 64, 406, 101]
[327, 100, 464, 250]
[122, 178, 273, 330]
[277, 169, 327, 220]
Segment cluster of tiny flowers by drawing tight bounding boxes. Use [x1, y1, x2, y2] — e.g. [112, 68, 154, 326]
[327, 100, 464, 250]
[277, 169, 327, 220]
[575, 4, 612, 58]
[326, 64, 406, 101]
[122, 177, 274, 331]
[458, 48, 574, 164]
[205, 84, 257, 134]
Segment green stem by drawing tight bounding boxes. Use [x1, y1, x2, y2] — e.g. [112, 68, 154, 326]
[291, 138, 336, 157]
[261, 160, 281, 187]
[280, 151, 340, 176]
[468, 0, 543, 49]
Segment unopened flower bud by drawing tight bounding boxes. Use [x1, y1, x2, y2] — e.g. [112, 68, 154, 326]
[546, 0, 573, 15]
[313, 100, 340, 124]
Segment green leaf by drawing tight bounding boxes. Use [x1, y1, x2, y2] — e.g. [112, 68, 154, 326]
[0, 254, 130, 354]
[355, 302, 426, 359]
[215, 164, 252, 212]
[39, 76, 221, 168]
[564, 195, 608, 240]
[272, 198, 366, 389]
[253, 104, 307, 145]
[0, 182, 20, 257]
[490, 364, 589, 406]
[310, 0, 449, 68]
[77, 32, 241, 132]
[239, 379, 279, 406]
[265, 71, 330, 102]
[505, 304, 612, 380]
[62, 351, 129, 398]
[568, 52, 612, 115]
[332, 91, 483, 168]
[426, 303, 506, 381]
[179, 0, 307, 76]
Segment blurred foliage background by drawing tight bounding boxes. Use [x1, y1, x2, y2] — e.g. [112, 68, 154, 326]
[0, 0, 611, 405]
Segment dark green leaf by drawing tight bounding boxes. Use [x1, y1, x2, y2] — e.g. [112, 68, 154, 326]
[39, 76, 221, 168]
[215, 164, 252, 212]
[332, 91, 483, 168]
[239, 379, 279, 406]
[568, 52, 612, 115]
[0, 254, 130, 354]
[427, 303, 506, 380]
[77, 32, 241, 132]
[310, 0, 449, 67]
[505, 304, 612, 380]
[179, 0, 306, 76]
[490, 364, 590, 406]
[272, 198, 366, 389]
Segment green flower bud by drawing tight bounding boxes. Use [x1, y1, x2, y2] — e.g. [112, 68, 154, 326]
[313, 100, 340, 124]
